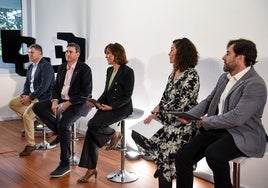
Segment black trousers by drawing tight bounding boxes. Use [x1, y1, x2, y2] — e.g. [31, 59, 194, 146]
[33, 100, 88, 167]
[78, 110, 128, 169]
[132, 131, 173, 188]
[175, 129, 245, 188]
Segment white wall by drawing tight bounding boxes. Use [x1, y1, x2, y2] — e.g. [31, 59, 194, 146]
[0, 0, 267, 187]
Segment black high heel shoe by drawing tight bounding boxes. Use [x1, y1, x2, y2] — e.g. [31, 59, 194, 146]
[77, 169, 98, 183]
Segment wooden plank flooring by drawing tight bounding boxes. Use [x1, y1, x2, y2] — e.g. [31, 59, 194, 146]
[0, 119, 214, 188]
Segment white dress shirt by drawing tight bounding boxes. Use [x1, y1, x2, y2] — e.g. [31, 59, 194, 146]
[218, 67, 250, 114]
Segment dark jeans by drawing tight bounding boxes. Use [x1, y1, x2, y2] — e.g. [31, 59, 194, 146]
[33, 100, 87, 167]
[175, 129, 245, 188]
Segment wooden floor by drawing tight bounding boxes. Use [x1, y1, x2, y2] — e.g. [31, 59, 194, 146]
[0, 119, 214, 188]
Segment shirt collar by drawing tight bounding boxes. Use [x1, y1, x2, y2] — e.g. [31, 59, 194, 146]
[67, 61, 77, 70]
[227, 66, 251, 81]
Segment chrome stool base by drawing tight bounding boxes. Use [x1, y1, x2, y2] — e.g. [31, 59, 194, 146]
[35, 117, 55, 150]
[70, 122, 80, 166]
[36, 140, 56, 150]
[107, 108, 144, 183]
[107, 170, 138, 183]
[70, 155, 80, 166]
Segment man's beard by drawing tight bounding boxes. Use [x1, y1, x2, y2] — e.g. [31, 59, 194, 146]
[223, 64, 229, 72]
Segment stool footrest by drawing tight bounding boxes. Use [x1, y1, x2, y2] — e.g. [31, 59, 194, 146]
[107, 170, 138, 183]
[70, 138, 79, 142]
[113, 147, 127, 152]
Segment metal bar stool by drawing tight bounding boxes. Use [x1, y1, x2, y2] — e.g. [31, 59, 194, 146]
[35, 117, 56, 150]
[231, 143, 268, 188]
[70, 122, 80, 166]
[107, 108, 144, 183]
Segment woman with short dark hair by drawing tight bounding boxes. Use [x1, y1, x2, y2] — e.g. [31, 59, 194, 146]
[77, 42, 135, 183]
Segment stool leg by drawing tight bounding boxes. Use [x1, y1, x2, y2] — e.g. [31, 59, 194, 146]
[70, 122, 80, 166]
[36, 123, 56, 150]
[233, 162, 240, 188]
[107, 120, 138, 183]
[120, 119, 126, 171]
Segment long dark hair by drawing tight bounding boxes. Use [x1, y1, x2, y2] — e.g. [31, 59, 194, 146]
[173, 38, 199, 72]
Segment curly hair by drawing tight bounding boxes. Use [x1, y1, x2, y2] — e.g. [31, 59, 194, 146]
[173, 38, 199, 72]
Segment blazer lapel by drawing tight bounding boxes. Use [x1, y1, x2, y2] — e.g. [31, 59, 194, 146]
[34, 66, 40, 79]
[60, 66, 67, 88]
[70, 62, 80, 86]
[208, 75, 229, 115]
[226, 67, 254, 98]
[107, 65, 123, 90]
[105, 67, 113, 91]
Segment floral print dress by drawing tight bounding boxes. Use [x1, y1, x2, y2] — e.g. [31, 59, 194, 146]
[144, 67, 200, 182]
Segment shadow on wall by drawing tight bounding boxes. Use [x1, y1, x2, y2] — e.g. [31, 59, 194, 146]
[196, 57, 223, 101]
[146, 52, 171, 107]
[126, 58, 148, 149]
[128, 57, 148, 110]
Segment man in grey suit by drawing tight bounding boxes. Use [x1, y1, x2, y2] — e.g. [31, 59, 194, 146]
[175, 39, 267, 188]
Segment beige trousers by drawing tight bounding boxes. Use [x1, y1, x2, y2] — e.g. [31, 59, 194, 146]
[8, 96, 39, 146]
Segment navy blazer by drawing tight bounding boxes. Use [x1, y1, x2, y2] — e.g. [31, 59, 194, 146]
[22, 57, 54, 101]
[98, 64, 134, 116]
[52, 60, 92, 116]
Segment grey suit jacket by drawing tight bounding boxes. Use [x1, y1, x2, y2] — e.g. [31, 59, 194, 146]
[188, 67, 267, 157]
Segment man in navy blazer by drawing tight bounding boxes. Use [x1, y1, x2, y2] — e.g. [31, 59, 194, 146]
[8, 44, 55, 156]
[175, 39, 267, 188]
[33, 43, 92, 178]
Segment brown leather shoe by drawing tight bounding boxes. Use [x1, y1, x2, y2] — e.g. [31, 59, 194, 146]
[19, 145, 36, 156]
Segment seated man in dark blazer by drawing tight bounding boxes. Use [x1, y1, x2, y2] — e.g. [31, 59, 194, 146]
[8, 44, 55, 156]
[33, 43, 92, 178]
